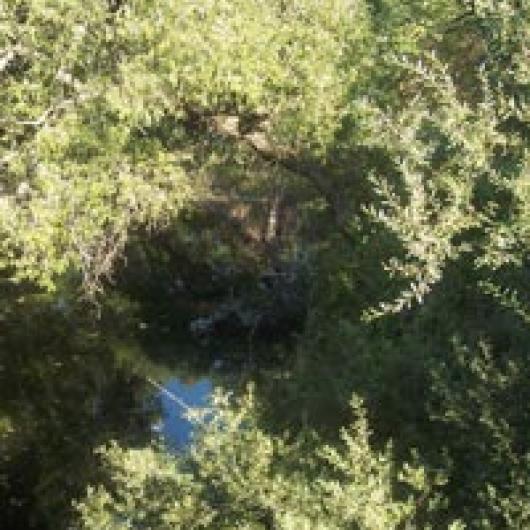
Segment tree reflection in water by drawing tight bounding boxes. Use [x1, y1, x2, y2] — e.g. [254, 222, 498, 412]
[0, 298, 157, 530]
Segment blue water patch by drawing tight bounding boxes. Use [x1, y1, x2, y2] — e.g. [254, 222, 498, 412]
[153, 377, 212, 449]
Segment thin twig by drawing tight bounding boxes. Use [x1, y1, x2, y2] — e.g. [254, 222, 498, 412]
[145, 376, 193, 413]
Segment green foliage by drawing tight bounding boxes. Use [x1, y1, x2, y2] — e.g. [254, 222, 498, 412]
[2, 0, 530, 528]
[77, 388, 455, 530]
[0, 0, 372, 294]
[431, 338, 530, 528]
[0, 293, 156, 528]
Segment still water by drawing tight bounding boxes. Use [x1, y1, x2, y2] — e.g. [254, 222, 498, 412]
[0, 312, 231, 530]
[152, 376, 213, 449]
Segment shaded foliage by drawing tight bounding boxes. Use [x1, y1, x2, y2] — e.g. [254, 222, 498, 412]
[1, 0, 530, 528]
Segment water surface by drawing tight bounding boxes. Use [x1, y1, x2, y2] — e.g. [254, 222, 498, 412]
[153, 376, 213, 449]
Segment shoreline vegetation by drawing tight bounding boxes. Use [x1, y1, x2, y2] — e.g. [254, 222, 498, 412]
[2, 1, 530, 528]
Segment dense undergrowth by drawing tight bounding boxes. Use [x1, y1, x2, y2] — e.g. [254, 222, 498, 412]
[2, 0, 530, 528]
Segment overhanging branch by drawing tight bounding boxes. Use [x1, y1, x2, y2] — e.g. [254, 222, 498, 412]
[208, 113, 357, 246]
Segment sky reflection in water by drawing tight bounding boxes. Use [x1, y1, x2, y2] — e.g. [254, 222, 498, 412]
[154, 377, 212, 449]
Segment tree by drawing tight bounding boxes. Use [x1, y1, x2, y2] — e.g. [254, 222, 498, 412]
[0, 0, 372, 295]
[76, 389, 462, 530]
[3, 0, 530, 528]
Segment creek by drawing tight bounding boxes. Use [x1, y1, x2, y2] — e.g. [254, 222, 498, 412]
[0, 312, 247, 530]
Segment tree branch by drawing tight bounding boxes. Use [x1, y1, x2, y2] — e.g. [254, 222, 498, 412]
[208, 113, 357, 246]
